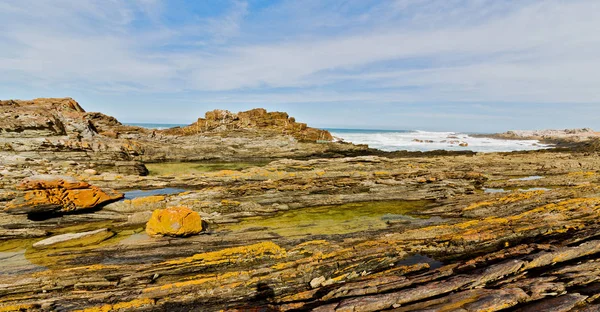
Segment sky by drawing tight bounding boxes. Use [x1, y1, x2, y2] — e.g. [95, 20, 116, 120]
[1, 0, 599, 132]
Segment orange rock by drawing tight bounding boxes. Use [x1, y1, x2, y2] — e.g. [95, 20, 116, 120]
[5, 175, 123, 214]
[146, 206, 203, 237]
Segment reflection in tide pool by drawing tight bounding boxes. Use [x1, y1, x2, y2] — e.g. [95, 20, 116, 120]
[0, 250, 46, 275]
[484, 188, 507, 193]
[484, 187, 551, 193]
[397, 254, 444, 270]
[226, 201, 430, 237]
[123, 188, 187, 200]
[509, 176, 544, 181]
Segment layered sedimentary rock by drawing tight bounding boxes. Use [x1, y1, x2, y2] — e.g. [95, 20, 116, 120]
[5, 175, 123, 214]
[2, 98, 600, 311]
[0, 99, 365, 179]
[163, 108, 334, 142]
[0, 98, 86, 137]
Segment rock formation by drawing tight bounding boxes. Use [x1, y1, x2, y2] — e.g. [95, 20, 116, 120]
[162, 108, 333, 142]
[0, 99, 364, 177]
[490, 128, 600, 142]
[0, 98, 87, 138]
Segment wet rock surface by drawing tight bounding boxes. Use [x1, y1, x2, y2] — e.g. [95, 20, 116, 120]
[1, 98, 600, 311]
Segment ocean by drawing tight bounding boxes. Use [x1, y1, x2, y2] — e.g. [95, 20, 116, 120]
[327, 129, 550, 153]
[125, 123, 550, 153]
[125, 123, 188, 130]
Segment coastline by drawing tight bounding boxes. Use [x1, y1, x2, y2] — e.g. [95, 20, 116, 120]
[1, 98, 600, 311]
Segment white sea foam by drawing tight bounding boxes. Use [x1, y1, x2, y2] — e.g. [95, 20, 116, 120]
[329, 130, 552, 153]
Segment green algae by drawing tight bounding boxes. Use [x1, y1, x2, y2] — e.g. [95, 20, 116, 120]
[15, 225, 145, 269]
[0, 238, 38, 252]
[146, 161, 270, 176]
[225, 200, 431, 237]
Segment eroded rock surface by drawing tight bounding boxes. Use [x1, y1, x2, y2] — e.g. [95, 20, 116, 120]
[1, 98, 600, 311]
[162, 108, 333, 142]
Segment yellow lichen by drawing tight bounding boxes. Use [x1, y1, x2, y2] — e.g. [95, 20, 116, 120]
[220, 199, 241, 207]
[128, 195, 165, 206]
[464, 190, 544, 211]
[0, 304, 37, 312]
[163, 241, 287, 266]
[73, 298, 155, 312]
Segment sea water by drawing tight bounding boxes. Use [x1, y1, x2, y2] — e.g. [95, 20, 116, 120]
[125, 123, 187, 130]
[327, 129, 551, 153]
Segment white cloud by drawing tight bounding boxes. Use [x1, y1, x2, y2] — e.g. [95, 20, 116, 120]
[0, 0, 599, 107]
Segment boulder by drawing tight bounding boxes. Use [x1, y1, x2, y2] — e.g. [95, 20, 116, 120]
[84, 169, 98, 175]
[146, 206, 203, 237]
[4, 175, 123, 214]
[115, 161, 149, 176]
[32, 228, 114, 249]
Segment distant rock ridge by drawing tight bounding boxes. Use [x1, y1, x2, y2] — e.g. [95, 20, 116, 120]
[496, 128, 600, 142]
[0, 98, 360, 173]
[162, 108, 334, 142]
[0, 98, 333, 142]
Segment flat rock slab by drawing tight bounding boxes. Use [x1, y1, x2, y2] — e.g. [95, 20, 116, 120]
[32, 228, 114, 249]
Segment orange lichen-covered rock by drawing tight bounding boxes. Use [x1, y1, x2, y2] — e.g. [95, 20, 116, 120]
[4, 175, 123, 214]
[146, 206, 203, 237]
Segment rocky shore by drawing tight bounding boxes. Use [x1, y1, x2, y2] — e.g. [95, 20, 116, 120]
[1, 98, 600, 311]
[478, 128, 600, 145]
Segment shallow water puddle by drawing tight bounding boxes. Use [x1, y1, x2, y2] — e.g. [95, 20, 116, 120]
[484, 187, 551, 193]
[518, 187, 551, 192]
[509, 175, 544, 181]
[484, 188, 507, 193]
[0, 225, 144, 270]
[118, 232, 151, 245]
[225, 200, 430, 237]
[397, 254, 444, 270]
[123, 187, 187, 200]
[0, 250, 46, 275]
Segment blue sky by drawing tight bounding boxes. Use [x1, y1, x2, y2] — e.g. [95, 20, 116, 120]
[1, 0, 599, 132]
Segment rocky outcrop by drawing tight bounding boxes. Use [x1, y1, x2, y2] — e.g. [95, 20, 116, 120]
[146, 206, 203, 236]
[4, 175, 123, 214]
[0, 98, 367, 172]
[4, 97, 600, 310]
[0, 97, 94, 138]
[0, 145, 599, 310]
[162, 108, 333, 142]
[491, 128, 600, 142]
